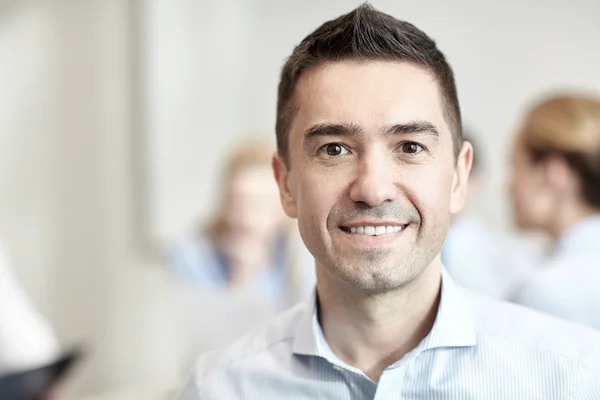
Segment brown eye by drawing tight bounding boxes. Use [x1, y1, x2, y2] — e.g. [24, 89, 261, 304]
[320, 143, 349, 157]
[401, 142, 423, 154]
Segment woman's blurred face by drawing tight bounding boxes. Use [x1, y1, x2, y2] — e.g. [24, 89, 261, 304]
[510, 131, 555, 230]
[223, 165, 285, 237]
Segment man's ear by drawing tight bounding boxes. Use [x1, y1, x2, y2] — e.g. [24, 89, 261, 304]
[272, 153, 298, 218]
[450, 141, 474, 215]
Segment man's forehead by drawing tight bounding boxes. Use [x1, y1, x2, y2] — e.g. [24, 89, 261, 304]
[291, 60, 448, 135]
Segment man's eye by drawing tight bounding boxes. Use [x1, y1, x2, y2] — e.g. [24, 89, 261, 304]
[319, 143, 349, 157]
[400, 142, 424, 154]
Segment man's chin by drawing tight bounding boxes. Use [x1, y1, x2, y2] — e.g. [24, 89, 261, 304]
[326, 264, 415, 292]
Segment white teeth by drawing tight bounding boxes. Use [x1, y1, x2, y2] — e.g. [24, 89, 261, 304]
[347, 225, 405, 236]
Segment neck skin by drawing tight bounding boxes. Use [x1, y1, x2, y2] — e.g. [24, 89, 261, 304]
[547, 199, 600, 242]
[316, 258, 442, 382]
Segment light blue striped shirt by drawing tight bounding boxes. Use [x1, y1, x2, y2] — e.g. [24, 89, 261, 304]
[178, 269, 600, 399]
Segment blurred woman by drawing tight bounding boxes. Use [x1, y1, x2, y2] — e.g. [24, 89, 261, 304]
[170, 139, 314, 308]
[510, 93, 600, 329]
[443, 133, 535, 300]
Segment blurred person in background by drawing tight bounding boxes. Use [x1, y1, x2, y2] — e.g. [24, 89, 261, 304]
[443, 132, 534, 299]
[0, 244, 66, 399]
[0, 244, 60, 376]
[170, 139, 315, 308]
[510, 93, 600, 330]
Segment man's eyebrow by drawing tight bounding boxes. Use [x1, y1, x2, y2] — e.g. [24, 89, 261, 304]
[303, 121, 440, 141]
[303, 123, 364, 139]
[385, 121, 440, 138]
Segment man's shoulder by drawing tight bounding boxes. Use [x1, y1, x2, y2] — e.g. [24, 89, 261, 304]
[190, 301, 306, 380]
[464, 289, 600, 366]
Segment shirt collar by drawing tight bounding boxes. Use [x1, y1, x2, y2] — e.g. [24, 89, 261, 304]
[419, 267, 477, 350]
[292, 267, 477, 357]
[291, 290, 319, 356]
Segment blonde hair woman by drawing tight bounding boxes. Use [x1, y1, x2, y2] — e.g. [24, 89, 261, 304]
[170, 139, 314, 307]
[510, 93, 600, 329]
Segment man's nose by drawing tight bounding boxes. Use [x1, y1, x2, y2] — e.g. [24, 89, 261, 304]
[349, 153, 399, 207]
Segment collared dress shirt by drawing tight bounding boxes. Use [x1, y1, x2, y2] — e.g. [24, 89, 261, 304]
[178, 268, 600, 399]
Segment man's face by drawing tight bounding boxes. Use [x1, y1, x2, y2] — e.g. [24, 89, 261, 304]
[274, 61, 471, 292]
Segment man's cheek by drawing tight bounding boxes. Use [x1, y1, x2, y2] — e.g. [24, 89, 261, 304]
[413, 177, 453, 218]
[414, 176, 447, 202]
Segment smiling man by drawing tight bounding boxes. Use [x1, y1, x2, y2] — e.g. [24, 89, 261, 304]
[178, 4, 600, 399]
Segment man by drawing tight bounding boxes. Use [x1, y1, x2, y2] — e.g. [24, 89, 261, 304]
[179, 4, 600, 399]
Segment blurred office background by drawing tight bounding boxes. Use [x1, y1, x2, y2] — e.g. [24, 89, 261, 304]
[0, 0, 599, 398]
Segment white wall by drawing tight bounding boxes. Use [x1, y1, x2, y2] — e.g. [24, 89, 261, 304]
[141, 0, 261, 243]
[1, 0, 599, 397]
[0, 0, 56, 326]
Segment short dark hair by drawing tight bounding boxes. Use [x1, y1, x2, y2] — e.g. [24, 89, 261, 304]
[276, 3, 462, 166]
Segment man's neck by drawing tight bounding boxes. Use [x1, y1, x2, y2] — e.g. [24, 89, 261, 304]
[316, 261, 442, 382]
